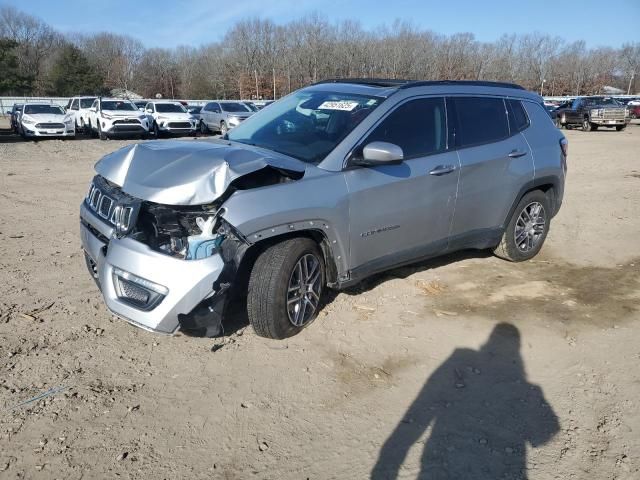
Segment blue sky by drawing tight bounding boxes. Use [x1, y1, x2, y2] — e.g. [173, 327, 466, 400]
[2, 0, 638, 48]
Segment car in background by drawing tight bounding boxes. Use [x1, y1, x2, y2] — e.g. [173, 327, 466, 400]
[545, 104, 559, 126]
[66, 96, 97, 133]
[87, 98, 150, 140]
[243, 102, 259, 112]
[187, 105, 202, 123]
[145, 101, 198, 137]
[199, 100, 255, 135]
[253, 100, 274, 110]
[7, 103, 23, 133]
[628, 104, 640, 119]
[555, 96, 629, 131]
[18, 103, 75, 140]
[132, 100, 150, 111]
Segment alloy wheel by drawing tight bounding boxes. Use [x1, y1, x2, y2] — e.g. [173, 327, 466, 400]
[514, 202, 546, 253]
[286, 253, 322, 327]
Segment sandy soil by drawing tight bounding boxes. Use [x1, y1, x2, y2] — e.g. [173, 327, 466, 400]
[0, 118, 639, 479]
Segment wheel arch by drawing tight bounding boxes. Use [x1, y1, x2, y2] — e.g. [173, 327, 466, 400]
[503, 176, 560, 229]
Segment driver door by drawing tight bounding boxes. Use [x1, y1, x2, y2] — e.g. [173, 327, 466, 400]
[344, 97, 460, 276]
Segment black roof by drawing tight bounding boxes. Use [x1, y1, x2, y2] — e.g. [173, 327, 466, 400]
[315, 78, 526, 91]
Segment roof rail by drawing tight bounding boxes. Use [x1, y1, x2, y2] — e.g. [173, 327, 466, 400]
[313, 78, 415, 88]
[400, 80, 526, 90]
[313, 78, 526, 91]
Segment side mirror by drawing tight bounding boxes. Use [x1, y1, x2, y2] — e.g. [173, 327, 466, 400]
[353, 141, 404, 166]
[5, 110, 10, 115]
[146, 109, 153, 113]
[138, 107, 144, 112]
[89, 107, 96, 112]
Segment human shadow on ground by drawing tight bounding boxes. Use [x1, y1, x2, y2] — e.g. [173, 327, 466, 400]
[371, 323, 559, 480]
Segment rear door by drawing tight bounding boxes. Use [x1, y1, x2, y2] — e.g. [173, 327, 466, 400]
[448, 96, 533, 243]
[345, 97, 460, 275]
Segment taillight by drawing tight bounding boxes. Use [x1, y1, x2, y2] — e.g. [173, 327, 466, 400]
[560, 137, 568, 172]
[560, 137, 568, 157]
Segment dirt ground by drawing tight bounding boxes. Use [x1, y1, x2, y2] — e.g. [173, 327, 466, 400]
[0, 117, 638, 480]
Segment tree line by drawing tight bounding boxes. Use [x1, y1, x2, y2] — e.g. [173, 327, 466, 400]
[1, 6, 638, 99]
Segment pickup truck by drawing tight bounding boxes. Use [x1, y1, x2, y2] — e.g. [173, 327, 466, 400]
[555, 96, 629, 131]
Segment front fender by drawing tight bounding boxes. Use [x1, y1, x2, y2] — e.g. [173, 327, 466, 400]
[220, 168, 350, 279]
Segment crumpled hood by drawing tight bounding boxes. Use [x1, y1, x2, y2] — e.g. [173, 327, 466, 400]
[95, 140, 307, 205]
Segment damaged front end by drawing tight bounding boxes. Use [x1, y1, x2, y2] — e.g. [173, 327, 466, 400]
[80, 140, 304, 336]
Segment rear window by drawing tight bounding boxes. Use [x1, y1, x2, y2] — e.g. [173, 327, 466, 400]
[507, 99, 529, 132]
[452, 97, 509, 147]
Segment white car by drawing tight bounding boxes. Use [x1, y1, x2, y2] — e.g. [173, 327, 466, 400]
[65, 96, 97, 133]
[88, 98, 150, 140]
[145, 101, 198, 137]
[18, 103, 75, 140]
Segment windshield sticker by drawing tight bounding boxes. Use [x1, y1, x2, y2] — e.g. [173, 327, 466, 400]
[318, 101, 359, 111]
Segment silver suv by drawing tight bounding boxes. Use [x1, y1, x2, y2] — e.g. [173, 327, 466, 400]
[199, 100, 255, 135]
[80, 80, 567, 339]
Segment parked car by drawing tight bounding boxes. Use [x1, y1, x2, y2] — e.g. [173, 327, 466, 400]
[80, 79, 566, 339]
[555, 96, 629, 131]
[132, 100, 150, 111]
[87, 98, 150, 140]
[144, 101, 198, 137]
[243, 102, 259, 112]
[187, 105, 202, 120]
[18, 103, 75, 140]
[199, 100, 255, 135]
[628, 104, 640, 119]
[65, 96, 97, 133]
[545, 104, 559, 126]
[7, 103, 23, 133]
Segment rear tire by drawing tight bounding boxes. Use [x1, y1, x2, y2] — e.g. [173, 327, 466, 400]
[493, 190, 551, 262]
[247, 238, 325, 339]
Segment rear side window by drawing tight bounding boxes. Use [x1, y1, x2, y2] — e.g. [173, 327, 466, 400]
[452, 97, 509, 147]
[506, 99, 529, 132]
[364, 97, 446, 159]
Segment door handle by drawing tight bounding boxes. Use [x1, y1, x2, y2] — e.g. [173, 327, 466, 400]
[508, 150, 527, 158]
[429, 165, 456, 176]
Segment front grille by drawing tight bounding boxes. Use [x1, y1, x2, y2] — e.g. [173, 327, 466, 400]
[113, 119, 141, 125]
[85, 176, 140, 235]
[602, 109, 625, 120]
[168, 122, 192, 129]
[36, 122, 65, 129]
[112, 125, 145, 132]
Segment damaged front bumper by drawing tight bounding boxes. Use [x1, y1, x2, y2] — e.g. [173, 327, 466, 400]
[80, 203, 226, 335]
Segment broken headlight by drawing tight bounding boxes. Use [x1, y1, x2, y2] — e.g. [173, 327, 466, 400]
[134, 203, 225, 260]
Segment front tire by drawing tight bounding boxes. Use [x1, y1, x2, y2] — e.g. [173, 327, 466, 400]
[493, 190, 551, 262]
[582, 117, 594, 132]
[247, 238, 325, 339]
[220, 121, 228, 135]
[199, 120, 208, 135]
[616, 125, 626, 131]
[153, 122, 160, 137]
[98, 122, 107, 140]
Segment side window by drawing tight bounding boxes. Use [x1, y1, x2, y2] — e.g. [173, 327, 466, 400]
[71, 99, 79, 110]
[506, 99, 529, 132]
[363, 97, 446, 159]
[212, 103, 221, 113]
[145, 103, 153, 112]
[571, 99, 581, 109]
[452, 97, 509, 147]
[91, 100, 98, 109]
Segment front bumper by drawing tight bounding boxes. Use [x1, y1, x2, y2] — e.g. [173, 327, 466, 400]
[22, 125, 75, 137]
[158, 121, 198, 134]
[590, 118, 629, 126]
[79, 203, 225, 334]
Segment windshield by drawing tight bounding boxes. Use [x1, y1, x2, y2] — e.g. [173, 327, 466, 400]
[80, 98, 96, 108]
[227, 90, 383, 163]
[584, 97, 620, 106]
[23, 104, 65, 115]
[221, 102, 252, 113]
[155, 103, 187, 113]
[244, 103, 258, 112]
[101, 100, 136, 111]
